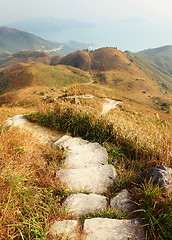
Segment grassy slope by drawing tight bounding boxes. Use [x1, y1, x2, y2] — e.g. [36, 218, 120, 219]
[0, 62, 91, 95]
[25, 98, 172, 239]
[126, 50, 172, 93]
[0, 50, 53, 68]
[58, 50, 91, 71]
[0, 26, 59, 53]
[138, 45, 172, 75]
[64, 48, 172, 117]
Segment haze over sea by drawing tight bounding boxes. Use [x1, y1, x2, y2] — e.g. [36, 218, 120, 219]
[33, 21, 172, 53]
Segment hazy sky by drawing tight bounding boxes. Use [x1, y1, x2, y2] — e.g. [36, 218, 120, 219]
[1, 0, 172, 51]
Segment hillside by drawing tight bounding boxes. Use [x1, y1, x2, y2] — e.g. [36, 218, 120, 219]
[0, 27, 92, 56]
[126, 50, 172, 93]
[0, 50, 54, 68]
[0, 47, 171, 118]
[0, 62, 91, 95]
[54, 47, 172, 114]
[58, 51, 91, 71]
[0, 27, 60, 53]
[138, 45, 172, 76]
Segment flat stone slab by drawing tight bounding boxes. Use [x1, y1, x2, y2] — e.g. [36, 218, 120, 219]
[53, 135, 89, 150]
[139, 166, 172, 193]
[53, 135, 108, 168]
[53, 135, 105, 153]
[110, 189, 135, 214]
[50, 220, 78, 240]
[83, 218, 145, 240]
[64, 148, 108, 168]
[63, 194, 107, 217]
[56, 165, 118, 194]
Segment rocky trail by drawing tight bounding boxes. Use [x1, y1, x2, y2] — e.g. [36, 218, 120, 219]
[58, 94, 123, 114]
[7, 115, 172, 240]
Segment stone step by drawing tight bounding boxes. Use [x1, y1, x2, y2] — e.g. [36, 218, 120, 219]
[53, 135, 107, 154]
[83, 218, 145, 240]
[56, 165, 118, 194]
[50, 218, 145, 240]
[50, 220, 78, 240]
[110, 189, 136, 214]
[63, 147, 108, 168]
[63, 193, 107, 217]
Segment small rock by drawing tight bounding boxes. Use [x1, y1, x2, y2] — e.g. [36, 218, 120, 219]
[119, 104, 125, 110]
[50, 220, 78, 240]
[139, 166, 172, 193]
[83, 218, 145, 240]
[56, 165, 118, 194]
[110, 189, 135, 214]
[63, 193, 107, 217]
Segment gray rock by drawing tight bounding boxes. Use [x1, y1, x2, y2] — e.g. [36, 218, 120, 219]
[63, 194, 107, 217]
[83, 218, 145, 240]
[110, 189, 135, 214]
[50, 220, 78, 240]
[56, 165, 118, 194]
[139, 166, 172, 193]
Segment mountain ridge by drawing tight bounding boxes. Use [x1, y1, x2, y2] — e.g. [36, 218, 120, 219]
[0, 26, 92, 55]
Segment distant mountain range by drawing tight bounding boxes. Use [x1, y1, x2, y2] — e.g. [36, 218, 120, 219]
[0, 27, 92, 55]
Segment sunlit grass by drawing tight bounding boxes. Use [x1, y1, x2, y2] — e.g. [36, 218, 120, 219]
[0, 127, 69, 239]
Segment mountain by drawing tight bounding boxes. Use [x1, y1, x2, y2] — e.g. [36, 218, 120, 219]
[138, 45, 172, 76]
[126, 48, 172, 94]
[52, 47, 172, 114]
[0, 46, 171, 117]
[0, 26, 60, 53]
[0, 27, 92, 55]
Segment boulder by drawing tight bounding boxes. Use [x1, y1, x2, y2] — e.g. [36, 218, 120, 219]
[56, 165, 118, 194]
[83, 218, 145, 240]
[63, 193, 107, 217]
[139, 166, 172, 193]
[110, 189, 135, 214]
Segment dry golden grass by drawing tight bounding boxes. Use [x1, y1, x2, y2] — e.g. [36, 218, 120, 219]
[0, 62, 91, 95]
[0, 125, 68, 239]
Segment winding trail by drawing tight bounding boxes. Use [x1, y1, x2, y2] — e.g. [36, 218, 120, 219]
[7, 115, 145, 240]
